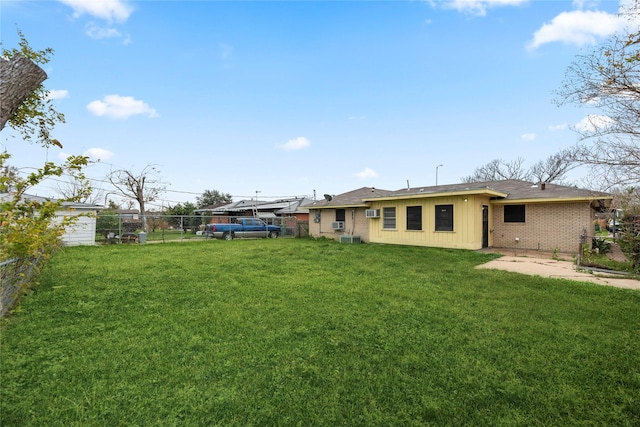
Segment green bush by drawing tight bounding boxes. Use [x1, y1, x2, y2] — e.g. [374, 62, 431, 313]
[591, 237, 611, 254]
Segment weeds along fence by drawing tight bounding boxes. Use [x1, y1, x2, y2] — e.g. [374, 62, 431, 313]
[1, 256, 42, 318]
[576, 228, 628, 269]
[95, 213, 309, 243]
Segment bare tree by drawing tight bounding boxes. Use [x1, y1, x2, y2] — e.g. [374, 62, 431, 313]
[461, 158, 529, 183]
[554, 0, 640, 189]
[528, 148, 580, 185]
[107, 165, 167, 231]
[55, 175, 102, 205]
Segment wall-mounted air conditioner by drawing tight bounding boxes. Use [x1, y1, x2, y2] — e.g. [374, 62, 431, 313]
[365, 209, 380, 218]
[331, 221, 345, 230]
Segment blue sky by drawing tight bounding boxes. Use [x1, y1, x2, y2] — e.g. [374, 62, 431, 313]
[0, 0, 630, 207]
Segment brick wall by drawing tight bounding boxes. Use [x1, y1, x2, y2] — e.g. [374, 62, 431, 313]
[492, 202, 593, 253]
[308, 208, 370, 241]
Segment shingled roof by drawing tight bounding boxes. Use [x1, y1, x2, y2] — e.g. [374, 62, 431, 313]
[375, 179, 611, 202]
[308, 180, 612, 209]
[306, 187, 393, 208]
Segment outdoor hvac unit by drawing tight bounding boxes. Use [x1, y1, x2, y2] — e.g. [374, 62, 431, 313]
[365, 209, 380, 218]
[331, 221, 345, 230]
[340, 235, 362, 244]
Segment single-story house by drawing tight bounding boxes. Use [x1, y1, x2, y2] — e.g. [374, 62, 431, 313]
[307, 180, 612, 253]
[307, 187, 394, 243]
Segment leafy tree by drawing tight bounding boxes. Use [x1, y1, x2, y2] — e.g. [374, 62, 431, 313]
[616, 205, 640, 272]
[0, 153, 89, 260]
[95, 209, 120, 240]
[107, 164, 166, 232]
[197, 189, 232, 208]
[1, 30, 64, 147]
[0, 164, 20, 193]
[0, 33, 90, 263]
[554, 0, 640, 189]
[165, 202, 200, 231]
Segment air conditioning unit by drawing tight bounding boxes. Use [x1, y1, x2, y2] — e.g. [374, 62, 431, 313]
[340, 235, 361, 244]
[365, 209, 380, 218]
[331, 221, 345, 230]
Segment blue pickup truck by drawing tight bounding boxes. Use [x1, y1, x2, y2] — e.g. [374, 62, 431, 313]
[204, 218, 281, 240]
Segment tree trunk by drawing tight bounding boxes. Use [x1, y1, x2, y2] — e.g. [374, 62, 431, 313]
[0, 55, 47, 131]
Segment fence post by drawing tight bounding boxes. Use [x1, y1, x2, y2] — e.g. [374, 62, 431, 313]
[577, 229, 587, 267]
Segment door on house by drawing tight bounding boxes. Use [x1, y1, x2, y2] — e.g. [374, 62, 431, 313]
[482, 205, 489, 248]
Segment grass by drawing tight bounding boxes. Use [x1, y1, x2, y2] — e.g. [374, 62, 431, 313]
[581, 252, 634, 273]
[2, 239, 639, 426]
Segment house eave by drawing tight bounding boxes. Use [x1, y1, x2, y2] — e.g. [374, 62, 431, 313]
[308, 203, 370, 210]
[490, 196, 614, 205]
[363, 188, 508, 202]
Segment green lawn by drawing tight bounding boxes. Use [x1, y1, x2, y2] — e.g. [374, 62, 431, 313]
[2, 239, 639, 426]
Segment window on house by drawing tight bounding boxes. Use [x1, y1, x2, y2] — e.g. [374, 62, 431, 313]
[335, 209, 345, 222]
[435, 204, 454, 231]
[504, 205, 525, 223]
[406, 206, 422, 230]
[383, 207, 396, 229]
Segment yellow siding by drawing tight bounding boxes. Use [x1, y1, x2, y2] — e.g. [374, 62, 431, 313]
[367, 195, 492, 250]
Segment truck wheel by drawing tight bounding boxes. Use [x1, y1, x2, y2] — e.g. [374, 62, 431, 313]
[223, 232, 234, 240]
[268, 231, 278, 238]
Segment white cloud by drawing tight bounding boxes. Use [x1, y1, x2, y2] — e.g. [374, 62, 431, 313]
[278, 137, 311, 151]
[521, 133, 536, 141]
[59, 0, 133, 22]
[528, 10, 624, 49]
[86, 95, 158, 119]
[575, 114, 615, 132]
[84, 147, 114, 161]
[85, 23, 122, 40]
[549, 123, 568, 131]
[354, 168, 379, 180]
[46, 89, 69, 100]
[441, 0, 528, 16]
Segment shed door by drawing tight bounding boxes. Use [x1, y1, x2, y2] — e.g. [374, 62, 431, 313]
[482, 205, 489, 248]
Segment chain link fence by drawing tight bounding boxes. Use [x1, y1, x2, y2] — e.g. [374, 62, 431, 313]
[576, 223, 629, 270]
[95, 214, 308, 243]
[1, 256, 42, 317]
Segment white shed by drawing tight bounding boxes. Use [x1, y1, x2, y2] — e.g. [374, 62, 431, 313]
[58, 202, 103, 246]
[1, 193, 102, 246]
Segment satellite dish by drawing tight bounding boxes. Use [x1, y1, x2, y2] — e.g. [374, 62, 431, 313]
[324, 194, 333, 201]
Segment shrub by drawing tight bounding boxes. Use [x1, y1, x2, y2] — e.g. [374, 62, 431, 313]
[616, 210, 640, 273]
[591, 237, 611, 254]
